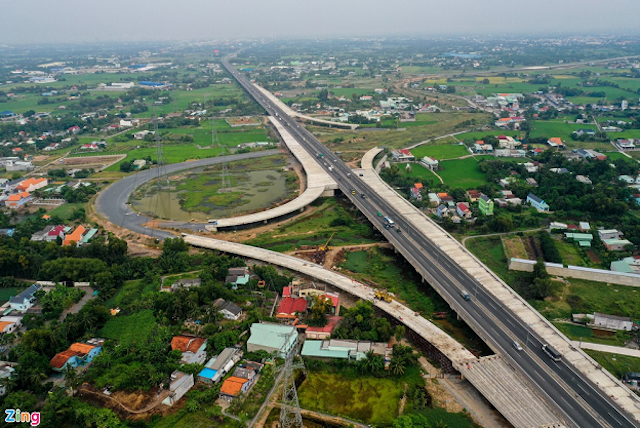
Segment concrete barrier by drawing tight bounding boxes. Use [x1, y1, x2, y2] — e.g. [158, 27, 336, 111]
[509, 258, 640, 287]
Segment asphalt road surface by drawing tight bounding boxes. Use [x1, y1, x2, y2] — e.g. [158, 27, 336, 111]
[223, 58, 639, 428]
[95, 150, 280, 239]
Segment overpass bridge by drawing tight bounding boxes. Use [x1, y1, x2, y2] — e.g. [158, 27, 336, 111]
[206, 117, 337, 231]
[183, 233, 565, 428]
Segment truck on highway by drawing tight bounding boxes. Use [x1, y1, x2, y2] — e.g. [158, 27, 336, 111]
[542, 344, 562, 362]
[384, 217, 395, 227]
[460, 290, 471, 301]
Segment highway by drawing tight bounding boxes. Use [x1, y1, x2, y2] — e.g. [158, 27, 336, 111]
[222, 58, 640, 428]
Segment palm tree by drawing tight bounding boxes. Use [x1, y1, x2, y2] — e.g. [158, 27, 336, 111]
[64, 366, 80, 396]
[389, 359, 406, 376]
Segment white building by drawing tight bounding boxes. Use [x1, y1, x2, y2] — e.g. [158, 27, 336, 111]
[162, 371, 194, 406]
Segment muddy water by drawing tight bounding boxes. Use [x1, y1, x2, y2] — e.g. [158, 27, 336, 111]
[131, 169, 290, 222]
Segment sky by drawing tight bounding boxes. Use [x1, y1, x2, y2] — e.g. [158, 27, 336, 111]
[2, 0, 640, 45]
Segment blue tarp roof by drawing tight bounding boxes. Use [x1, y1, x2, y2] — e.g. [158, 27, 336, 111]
[198, 368, 217, 379]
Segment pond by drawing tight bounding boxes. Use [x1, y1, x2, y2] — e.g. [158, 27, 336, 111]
[131, 166, 295, 222]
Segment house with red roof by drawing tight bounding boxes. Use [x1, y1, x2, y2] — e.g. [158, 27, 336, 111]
[391, 149, 414, 162]
[17, 177, 47, 192]
[456, 202, 472, 219]
[50, 339, 104, 372]
[68, 125, 80, 134]
[306, 316, 343, 340]
[276, 297, 308, 319]
[171, 335, 208, 364]
[4, 192, 31, 208]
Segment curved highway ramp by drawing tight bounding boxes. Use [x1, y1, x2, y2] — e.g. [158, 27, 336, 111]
[182, 233, 566, 428]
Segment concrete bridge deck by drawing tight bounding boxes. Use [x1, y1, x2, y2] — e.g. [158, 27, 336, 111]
[206, 117, 336, 230]
[360, 147, 640, 422]
[253, 84, 358, 130]
[461, 356, 565, 428]
[183, 233, 565, 428]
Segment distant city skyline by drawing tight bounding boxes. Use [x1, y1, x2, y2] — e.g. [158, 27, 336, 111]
[1, 0, 640, 45]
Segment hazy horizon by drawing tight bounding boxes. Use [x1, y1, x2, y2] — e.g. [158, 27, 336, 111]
[2, 0, 640, 45]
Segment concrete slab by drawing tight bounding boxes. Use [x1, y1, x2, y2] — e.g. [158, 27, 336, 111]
[359, 147, 640, 422]
[207, 117, 336, 229]
[574, 341, 640, 358]
[461, 356, 566, 428]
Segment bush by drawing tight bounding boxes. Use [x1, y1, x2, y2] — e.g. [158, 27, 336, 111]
[538, 231, 563, 263]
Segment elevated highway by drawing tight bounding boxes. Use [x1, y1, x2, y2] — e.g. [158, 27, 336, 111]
[224, 58, 640, 428]
[206, 116, 337, 230]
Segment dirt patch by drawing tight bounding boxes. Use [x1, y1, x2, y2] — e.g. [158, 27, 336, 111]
[63, 155, 124, 166]
[585, 249, 602, 263]
[501, 235, 528, 260]
[32, 155, 49, 162]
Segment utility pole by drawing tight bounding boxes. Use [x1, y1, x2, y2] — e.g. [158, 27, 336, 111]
[278, 331, 304, 428]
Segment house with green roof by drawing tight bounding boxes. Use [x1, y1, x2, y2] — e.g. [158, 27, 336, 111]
[565, 232, 593, 248]
[246, 323, 297, 358]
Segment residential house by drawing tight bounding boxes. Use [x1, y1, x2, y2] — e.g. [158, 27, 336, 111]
[550, 222, 568, 230]
[593, 313, 634, 331]
[276, 297, 307, 319]
[301, 339, 391, 361]
[565, 232, 594, 248]
[247, 323, 297, 358]
[603, 239, 633, 252]
[549, 167, 570, 174]
[579, 222, 591, 232]
[427, 193, 440, 207]
[17, 177, 48, 192]
[162, 371, 194, 406]
[610, 256, 640, 274]
[598, 229, 623, 241]
[436, 204, 449, 218]
[132, 159, 147, 169]
[392, 149, 414, 162]
[298, 290, 340, 316]
[43, 143, 60, 151]
[50, 339, 104, 372]
[306, 315, 342, 340]
[225, 267, 250, 289]
[4, 192, 31, 208]
[161, 278, 201, 292]
[478, 195, 494, 216]
[546, 138, 564, 148]
[527, 193, 550, 212]
[0, 318, 19, 335]
[198, 347, 242, 384]
[617, 139, 635, 150]
[473, 141, 493, 153]
[466, 190, 481, 203]
[574, 149, 606, 161]
[456, 203, 472, 219]
[133, 130, 154, 140]
[213, 298, 243, 321]
[219, 363, 263, 401]
[410, 187, 422, 201]
[420, 156, 439, 170]
[526, 178, 538, 187]
[618, 175, 639, 184]
[31, 225, 56, 241]
[63, 225, 87, 246]
[9, 284, 40, 312]
[171, 335, 207, 364]
[572, 129, 596, 137]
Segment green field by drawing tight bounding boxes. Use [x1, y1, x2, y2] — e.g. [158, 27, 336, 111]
[100, 309, 156, 346]
[245, 198, 378, 252]
[553, 323, 630, 347]
[48, 202, 86, 221]
[529, 121, 598, 140]
[584, 350, 640, 380]
[298, 371, 402, 425]
[437, 158, 489, 189]
[410, 144, 470, 160]
[455, 130, 521, 142]
[0, 287, 24, 304]
[397, 162, 440, 183]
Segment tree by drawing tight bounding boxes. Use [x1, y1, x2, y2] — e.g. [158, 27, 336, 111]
[308, 295, 331, 326]
[64, 366, 81, 396]
[395, 325, 406, 341]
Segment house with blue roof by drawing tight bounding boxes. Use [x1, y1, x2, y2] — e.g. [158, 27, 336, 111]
[197, 347, 242, 384]
[526, 193, 549, 212]
[9, 284, 41, 312]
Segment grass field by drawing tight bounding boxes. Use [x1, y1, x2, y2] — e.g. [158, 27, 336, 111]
[455, 130, 522, 142]
[48, 202, 85, 221]
[553, 238, 585, 266]
[529, 121, 598, 140]
[437, 158, 489, 189]
[584, 350, 640, 379]
[397, 162, 440, 184]
[553, 323, 630, 347]
[410, 144, 470, 160]
[298, 371, 402, 425]
[100, 309, 156, 346]
[0, 287, 24, 304]
[245, 198, 378, 252]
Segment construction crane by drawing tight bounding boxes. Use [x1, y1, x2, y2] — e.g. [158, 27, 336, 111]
[311, 232, 334, 264]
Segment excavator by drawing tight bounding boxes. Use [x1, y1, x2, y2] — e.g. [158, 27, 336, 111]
[374, 289, 393, 303]
[312, 232, 335, 264]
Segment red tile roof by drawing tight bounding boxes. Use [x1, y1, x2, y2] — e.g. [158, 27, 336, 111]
[220, 376, 248, 396]
[277, 297, 307, 316]
[306, 316, 342, 334]
[50, 349, 80, 369]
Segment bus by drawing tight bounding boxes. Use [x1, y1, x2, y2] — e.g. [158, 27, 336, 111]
[542, 344, 562, 362]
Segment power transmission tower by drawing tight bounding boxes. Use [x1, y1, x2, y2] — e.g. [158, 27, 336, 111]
[212, 116, 230, 192]
[152, 108, 170, 221]
[277, 332, 305, 428]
